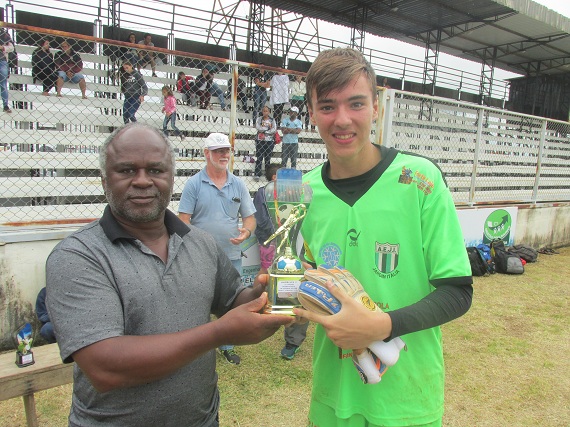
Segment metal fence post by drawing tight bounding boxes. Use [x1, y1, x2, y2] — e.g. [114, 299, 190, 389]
[469, 108, 485, 205]
[531, 120, 547, 203]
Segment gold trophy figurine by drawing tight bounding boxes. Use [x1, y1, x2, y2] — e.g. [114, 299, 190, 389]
[263, 204, 307, 315]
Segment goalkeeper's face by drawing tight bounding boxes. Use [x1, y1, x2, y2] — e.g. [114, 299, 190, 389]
[307, 73, 379, 176]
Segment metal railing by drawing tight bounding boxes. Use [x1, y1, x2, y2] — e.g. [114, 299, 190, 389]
[0, 24, 568, 224]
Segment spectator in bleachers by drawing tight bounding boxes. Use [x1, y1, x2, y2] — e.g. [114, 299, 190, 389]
[120, 60, 148, 124]
[203, 64, 227, 111]
[270, 70, 290, 125]
[254, 105, 277, 180]
[138, 33, 157, 77]
[0, 27, 15, 113]
[55, 39, 87, 99]
[227, 70, 248, 111]
[161, 85, 184, 141]
[290, 74, 309, 129]
[194, 67, 213, 109]
[32, 38, 58, 96]
[121, 32, 140, 67]
[280, 106, 302, 168]
[253, 66, 270, 121]
[177, 71, 196, 106]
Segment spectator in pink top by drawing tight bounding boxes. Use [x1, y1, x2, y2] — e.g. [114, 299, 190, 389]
[161, 86, 184, 141]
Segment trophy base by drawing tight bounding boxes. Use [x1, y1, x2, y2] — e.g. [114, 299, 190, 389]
[15, 351, 35, 368]
[265, 270, 303, 316]
[262, 305, 300, 316]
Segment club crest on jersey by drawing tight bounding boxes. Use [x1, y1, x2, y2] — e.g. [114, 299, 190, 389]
[318, 243, 342, 267]
[374, 242, 400, 279]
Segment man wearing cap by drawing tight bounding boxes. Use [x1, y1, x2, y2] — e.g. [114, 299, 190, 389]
[178, 133, 256, 365]
[280, 106, 303, 168]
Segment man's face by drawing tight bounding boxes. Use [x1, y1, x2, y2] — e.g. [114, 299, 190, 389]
[144, 35, 152, 44]
[308, 73, 378, 166]
[123, 63, 133, 73]
[205, 147, 231, 171]
[102, 128, 174, 225]
[61, 42, 71, 53]
[289, 110, 298, 119]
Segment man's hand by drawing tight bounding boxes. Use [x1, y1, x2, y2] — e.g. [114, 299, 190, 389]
[230, 227, 250, 245]
[216, 292, 293, 345]
[66, 71, 74, 79]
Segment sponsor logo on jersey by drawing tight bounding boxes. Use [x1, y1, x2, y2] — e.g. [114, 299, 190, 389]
[398, 166, 413, 184]
[398, 166, 434, 195]
[346, 228, 361, 247]
[373, 242, 400, 278]
[318, 242, 342, 267]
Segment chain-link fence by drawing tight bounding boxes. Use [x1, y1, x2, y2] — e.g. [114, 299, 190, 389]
[1, 24, 569, 223]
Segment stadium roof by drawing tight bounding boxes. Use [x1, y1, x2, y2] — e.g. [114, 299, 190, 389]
[260, 0, 570, 77]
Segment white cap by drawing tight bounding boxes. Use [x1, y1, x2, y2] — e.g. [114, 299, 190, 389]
[290, 106, 299, 113]
[204, 133, 231, 150]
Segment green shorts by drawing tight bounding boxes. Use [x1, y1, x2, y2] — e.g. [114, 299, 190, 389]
[308, 400, 442, 427]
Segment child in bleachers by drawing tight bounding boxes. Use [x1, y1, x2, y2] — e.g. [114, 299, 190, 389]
[162, 86, 185, 141]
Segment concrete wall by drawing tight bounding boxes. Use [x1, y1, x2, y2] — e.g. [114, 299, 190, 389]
[1, 203, 568, 351]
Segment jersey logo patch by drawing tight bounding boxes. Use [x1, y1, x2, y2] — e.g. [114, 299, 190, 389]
[374, 242, 400, 279]
[398, 167, 413, 184]
[318, 243, 342, 267]
[398, 166, 434, 195]
[346, 228, 361, 247]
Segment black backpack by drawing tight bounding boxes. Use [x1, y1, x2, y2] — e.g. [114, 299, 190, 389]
[490, 240, 524, 274]
[508, 244, 538, 263]
[466, 247, 489, 276]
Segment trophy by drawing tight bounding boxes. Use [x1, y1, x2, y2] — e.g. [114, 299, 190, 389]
[14, 323, 35, 368]
[263, 168, 312, 315]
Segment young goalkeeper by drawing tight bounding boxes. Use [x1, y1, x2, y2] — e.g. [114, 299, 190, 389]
[293, 48, 474, 427]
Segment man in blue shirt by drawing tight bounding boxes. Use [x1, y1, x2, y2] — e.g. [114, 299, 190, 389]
[280, 106, 303, 168]
[178, 133, 256, 365]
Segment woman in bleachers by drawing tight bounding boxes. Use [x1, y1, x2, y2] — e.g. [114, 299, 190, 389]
[254, 105, 277, 180]
[176, 71, 196, 106]
[32, 38, 57, 96]
[119, 60, 148, 124]
[121, 32, 139, 67]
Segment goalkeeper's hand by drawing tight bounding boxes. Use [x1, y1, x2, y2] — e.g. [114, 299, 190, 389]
[294, 275, 392, 351]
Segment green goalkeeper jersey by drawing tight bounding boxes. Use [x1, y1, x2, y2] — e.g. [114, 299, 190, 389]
[301, 146, 471, 426]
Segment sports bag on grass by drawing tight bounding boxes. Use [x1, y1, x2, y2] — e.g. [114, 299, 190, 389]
[508, 244, 538, 263]
[476, 244, 495, 274]
[491, 240, 524, 274]
[466, 247, 488, 276]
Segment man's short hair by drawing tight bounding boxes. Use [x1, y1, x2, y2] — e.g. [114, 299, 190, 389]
[305, 48, 377, 108]
[99, 123, 176, 178]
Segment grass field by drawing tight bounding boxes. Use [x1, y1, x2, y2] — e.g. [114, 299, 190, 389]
[1, 246, 568, 426]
